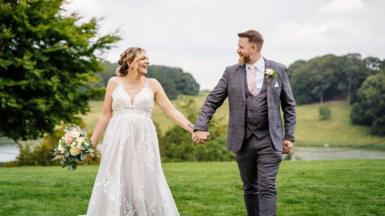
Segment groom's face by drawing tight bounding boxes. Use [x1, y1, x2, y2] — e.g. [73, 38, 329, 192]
[237, 37, 255, 64]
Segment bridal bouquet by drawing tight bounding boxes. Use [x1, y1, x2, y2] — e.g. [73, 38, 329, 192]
[52, 124, 95, 170]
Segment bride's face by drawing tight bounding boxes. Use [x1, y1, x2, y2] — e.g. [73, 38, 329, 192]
[132, 52, 149, 75]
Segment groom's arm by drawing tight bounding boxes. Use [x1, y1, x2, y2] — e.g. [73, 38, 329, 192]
[194, 68, 229, 132]
[280, 67, 296, 142]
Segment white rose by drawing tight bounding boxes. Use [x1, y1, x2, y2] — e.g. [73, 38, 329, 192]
[77, 137, 85, 144]
[265, 68, 275, 76]
[58, 144, 65, 153]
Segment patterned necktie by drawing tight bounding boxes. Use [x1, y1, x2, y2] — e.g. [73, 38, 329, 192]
[248, 66, 257, 96]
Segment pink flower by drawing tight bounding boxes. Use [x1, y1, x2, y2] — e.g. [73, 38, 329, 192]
[64, 133, 73, 144]
[69, 129, 80, 138]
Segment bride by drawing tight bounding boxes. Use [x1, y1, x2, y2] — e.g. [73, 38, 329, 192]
[86, 47, 195, 216]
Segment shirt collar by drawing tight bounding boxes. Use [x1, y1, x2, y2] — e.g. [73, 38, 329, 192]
[246, 56, 265, 71]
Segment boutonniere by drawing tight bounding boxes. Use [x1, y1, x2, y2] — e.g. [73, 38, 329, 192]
[265, 68, 277, 81]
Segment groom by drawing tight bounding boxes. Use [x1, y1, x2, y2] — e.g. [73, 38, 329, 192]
[193, 30, 296, 216]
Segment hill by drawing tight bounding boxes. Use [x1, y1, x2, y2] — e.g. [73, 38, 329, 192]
[82, 94, 384, 147]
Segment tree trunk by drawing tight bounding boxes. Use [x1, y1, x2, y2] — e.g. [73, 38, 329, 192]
[347, 78, 352, 104]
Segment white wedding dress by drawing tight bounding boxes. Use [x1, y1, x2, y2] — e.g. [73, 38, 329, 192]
[86, 79, 180, 216]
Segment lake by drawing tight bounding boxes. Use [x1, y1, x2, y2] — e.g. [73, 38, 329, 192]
[1, 145, 385, 163]
[0, 144, 19, 162]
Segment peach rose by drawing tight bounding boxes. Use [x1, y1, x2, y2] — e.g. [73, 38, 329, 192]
[70, 146, 81, 156]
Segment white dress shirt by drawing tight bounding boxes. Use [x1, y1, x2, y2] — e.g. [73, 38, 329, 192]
[246, 57, 265, 94]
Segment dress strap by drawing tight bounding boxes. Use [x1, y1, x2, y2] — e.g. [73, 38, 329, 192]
[143, 78, 149, 88]
[116, 78, 123, 86]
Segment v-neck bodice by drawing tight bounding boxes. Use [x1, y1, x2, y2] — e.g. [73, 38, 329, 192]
[111, 79, 154, 118]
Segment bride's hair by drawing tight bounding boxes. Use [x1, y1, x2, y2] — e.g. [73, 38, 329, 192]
[116, 47, 146, 76]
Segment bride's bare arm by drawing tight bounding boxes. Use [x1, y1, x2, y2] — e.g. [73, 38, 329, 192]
[90, 77, 118, 146]
[151, 79, 194, 134]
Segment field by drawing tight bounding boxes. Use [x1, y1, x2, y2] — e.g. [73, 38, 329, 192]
[81, 94, 384, 147]
[2, 93, 382, 148]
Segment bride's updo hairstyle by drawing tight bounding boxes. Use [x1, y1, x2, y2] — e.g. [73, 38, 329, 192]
[116, 47, 146, 76]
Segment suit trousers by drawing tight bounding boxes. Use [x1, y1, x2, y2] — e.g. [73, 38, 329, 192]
[236, 132, 282, 216]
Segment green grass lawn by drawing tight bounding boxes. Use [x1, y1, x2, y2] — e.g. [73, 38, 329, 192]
[1, 160, 384, 216]
[295, 101, 384, 147]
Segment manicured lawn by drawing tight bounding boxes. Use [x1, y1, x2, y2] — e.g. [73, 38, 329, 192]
[1, 160, 384, 215]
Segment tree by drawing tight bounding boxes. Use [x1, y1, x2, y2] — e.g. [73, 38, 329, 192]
[338, 54, 372, 104]
[94, 62, 200, 100]
[147, 65, 199, 99]
[319, 105, 331, 120]
[288, 54, 373, 105]
[364, 56, 382, 71]
[351, 70, 385, 135]
[289, 55, 339, 104]
[0, 0, 120, 141]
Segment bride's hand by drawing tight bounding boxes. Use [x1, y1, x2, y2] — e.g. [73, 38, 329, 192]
[90, 138, 97, 148]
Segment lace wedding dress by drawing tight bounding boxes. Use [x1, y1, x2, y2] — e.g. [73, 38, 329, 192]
[86, 79, 180, 216]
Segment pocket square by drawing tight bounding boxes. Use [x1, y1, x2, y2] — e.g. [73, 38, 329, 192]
[274, 82, 279, 88]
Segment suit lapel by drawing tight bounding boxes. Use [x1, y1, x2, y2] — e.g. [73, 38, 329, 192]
[238, 64, 246, 103]
[264, 58, 273, 104]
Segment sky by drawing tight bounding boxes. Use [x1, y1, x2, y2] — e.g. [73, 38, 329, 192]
[63, 0, 385, 90]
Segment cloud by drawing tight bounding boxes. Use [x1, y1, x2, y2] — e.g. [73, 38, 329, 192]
[62, 0, 385, 89]
[318, 0, 365, 13]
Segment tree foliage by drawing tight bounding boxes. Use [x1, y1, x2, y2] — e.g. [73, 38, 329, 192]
[288, 54, 374, 104]
[0, 0, 120, 141]
[97, 63, 200, 100]
[148, 65, 200, 99]
[319, 105, 331, 120]
[351, 70, 385, 135]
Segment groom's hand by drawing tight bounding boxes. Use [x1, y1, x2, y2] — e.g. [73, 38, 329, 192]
[192, 131, 210, 144]
[282, 139, 294, 154]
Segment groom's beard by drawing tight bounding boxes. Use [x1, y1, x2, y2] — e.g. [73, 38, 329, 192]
[238, 55, 252, 64]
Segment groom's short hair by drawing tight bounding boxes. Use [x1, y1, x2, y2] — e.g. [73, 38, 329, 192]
[238, 30, 264, 50]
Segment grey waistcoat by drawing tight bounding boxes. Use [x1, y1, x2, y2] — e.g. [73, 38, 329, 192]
[245, 74, 270, 140]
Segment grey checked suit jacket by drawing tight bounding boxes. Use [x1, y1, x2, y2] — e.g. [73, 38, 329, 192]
[194, 58, 296, 152]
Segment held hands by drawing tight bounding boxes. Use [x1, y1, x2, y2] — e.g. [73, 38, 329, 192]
[192, 131, 210, 144]
[283, 139, 294, 154]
